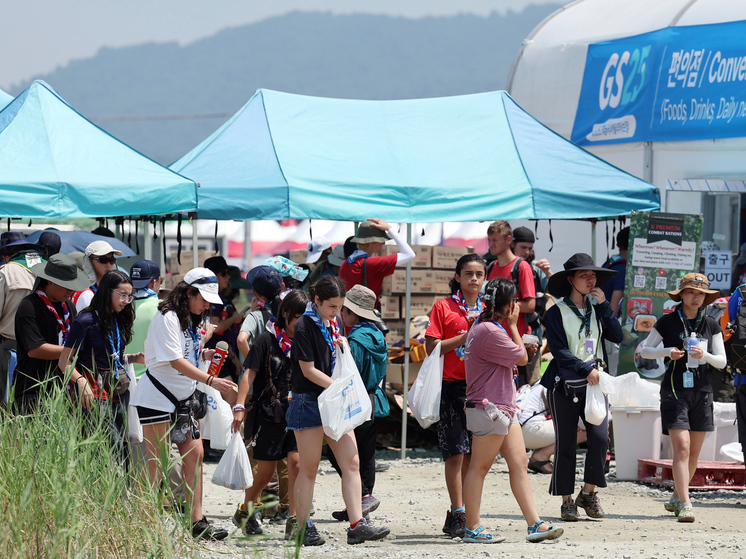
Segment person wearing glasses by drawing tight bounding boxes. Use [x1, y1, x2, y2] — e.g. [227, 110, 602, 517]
[72, 241, 122, 312]
[60, 270, 144, 464]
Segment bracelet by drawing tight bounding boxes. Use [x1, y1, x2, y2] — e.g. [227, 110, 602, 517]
[76, 376, 86, 386]
[232, 405, 245, 413]
[207, 376, 213, 386]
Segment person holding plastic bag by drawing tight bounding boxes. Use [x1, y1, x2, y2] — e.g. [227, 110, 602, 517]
[461, 278, 563, 543]
[230, 290, 309, 536]
[130, 269, 237, 541]
[640, 273, 725, 522]
[327, 285, 389, 522]
[288, 276, 389, 546]
[425, 253, 486, 538]
[540, 253, 623, 522]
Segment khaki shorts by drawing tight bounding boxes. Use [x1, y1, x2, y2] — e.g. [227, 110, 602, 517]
[521, 420, 555, 449]
[465, 406, 516, 437]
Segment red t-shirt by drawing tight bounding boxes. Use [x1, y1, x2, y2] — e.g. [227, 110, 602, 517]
[338, 254, 397, 302]
[425, 298, 471, 381]
[487, 256, 536, 337]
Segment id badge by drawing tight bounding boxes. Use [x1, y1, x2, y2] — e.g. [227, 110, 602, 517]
[682, 371, 694, 388]
[585, 339, 595, 355]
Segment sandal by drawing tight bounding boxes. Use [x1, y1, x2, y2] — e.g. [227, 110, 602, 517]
[526, 520, 564, 543]
[463, 525, 506, 544]
[528, 456, 553, 474]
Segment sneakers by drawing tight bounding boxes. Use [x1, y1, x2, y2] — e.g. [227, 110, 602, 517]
[463, 525, 506, 544]
[192, 517, 228, 541]
[332, 494, 380, 521]
[347, 517, 390, 545]
[677, 504, 695, 523]
[526, 520, 564, 543]
[374, 461, 390, 473]
[284, 516, 297, 541]
[575, 490, 605, 519]
[285, 517, 326, 546]
[271, 507, 290, 525]
[560, 501, 579, 522]
[442, 510, 454, 535]
[442, 509, 466, 538]
[232, 504, 263, 535]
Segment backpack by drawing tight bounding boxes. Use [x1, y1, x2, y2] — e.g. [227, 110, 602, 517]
[725, 286, 746, 372]
[487, 257, 546, 330]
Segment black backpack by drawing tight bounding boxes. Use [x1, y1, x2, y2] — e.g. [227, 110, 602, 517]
[726, 286, 746, 372]
[487, 257, 546, 329]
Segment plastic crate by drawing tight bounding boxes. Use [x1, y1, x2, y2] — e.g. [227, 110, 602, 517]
[637, 459, 746, 490]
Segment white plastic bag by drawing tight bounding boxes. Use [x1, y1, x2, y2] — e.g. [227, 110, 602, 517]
[407, 342, 444, 429]
[584, 370, 615, 426]
[126, 363, 143, 443]
[198, 383, 233, 450]
[318, 339, 372, 441]
[211, 431, 254, 490]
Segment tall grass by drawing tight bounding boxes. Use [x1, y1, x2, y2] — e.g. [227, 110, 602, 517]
[0, 381, 193, 559]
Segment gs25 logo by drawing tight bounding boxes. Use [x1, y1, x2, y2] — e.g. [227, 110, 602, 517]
[598, 45, 651, 110]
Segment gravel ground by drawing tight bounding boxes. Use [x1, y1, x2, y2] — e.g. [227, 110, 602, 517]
[190, 449, 745, 558]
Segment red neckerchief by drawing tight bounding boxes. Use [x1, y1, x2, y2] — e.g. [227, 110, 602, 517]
[451, 289, 483, 317]
[35, 289, 70, 343]
[267, 317, 292, 357]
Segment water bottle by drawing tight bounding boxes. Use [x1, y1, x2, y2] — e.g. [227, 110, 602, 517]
[482, 398, 499, 421]
[686, 332, 699, 368]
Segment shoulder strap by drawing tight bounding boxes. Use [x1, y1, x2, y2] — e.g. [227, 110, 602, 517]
[146, 370, 181, 408]
[511, 257, 525, 297]
[362, 257, 368, 288]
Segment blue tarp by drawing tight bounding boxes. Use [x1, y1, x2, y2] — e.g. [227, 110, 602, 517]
[0, 88, 11, 111]
[0, 81, 197, 219]
[171, 89, 660, 222]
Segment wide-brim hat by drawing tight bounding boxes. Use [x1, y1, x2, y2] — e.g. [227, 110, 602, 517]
[228, 266, 252, 289]
[546, 253, 618, 298]
[343, 284, 379, 322]
[31, 254, 91, 291]
[668, 273, 720, 306]
[2, 239, 43, 255]
[351, 221, 391, 244]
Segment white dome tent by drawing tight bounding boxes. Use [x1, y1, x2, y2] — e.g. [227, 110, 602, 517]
[508, 0, 746, 254]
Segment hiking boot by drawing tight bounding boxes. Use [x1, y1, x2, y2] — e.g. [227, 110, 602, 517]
[232, 504, 263, 535]
[271, 507, 290, 524]
[192, 517, 228, 541]
[560, 500, 579, 522]
[295, 520, 326, 546]
[347, 517, 390, 545]
[284, 516, 297, 541]
[677, 505, 695, 523]
[362, 494, 380, 516]
[575, 491, 605, 519]
[450, 510, 466, 538]
[442, 510, 454, 535]
[232, 504, 249, 529]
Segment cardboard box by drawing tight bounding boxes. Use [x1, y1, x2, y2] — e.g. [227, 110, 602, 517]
[432, 269, 454, 294]
[170, 250, 212, 274]
[380, 295, 401, 320]
[407, 295, 440, 317]
[163, 274, 183, 290]
[288, 249, 308, 264]
[386, 361, 423, 387]
[381, 269, 435, 296]
[432, 246, 469, 270]
[382, 244, 432, 268]
[385, 320, 410, 345]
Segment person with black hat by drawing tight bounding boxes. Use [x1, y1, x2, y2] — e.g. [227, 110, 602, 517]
[539, 253, 623, 522]
[237, 265, 283, 358]
[338, 218, 415, 306]
[12, 254, 88, 412]
[640, 273, 725, 523]
[37, 231, 62, 260]
[0, 231, 44, 406]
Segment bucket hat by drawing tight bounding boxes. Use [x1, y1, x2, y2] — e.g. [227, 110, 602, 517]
[668, 273, 720, 306]
[546, 253, 617, 298]
[183, 267, 222, 304]
[263, 256, 309, 282]
[306, 236, 332, 264]
[0, 231, 42, 255]
[31, 254, 91, 292]
[228, 266, 252, 289]
[351, 221, 391, 244]
[343, 284, 379, 322]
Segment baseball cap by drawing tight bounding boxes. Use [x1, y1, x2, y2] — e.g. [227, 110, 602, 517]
[327, 245, 346, 267]
[512, 227, 535, 244]
[184, 267, 222, 304]
[306, 236, 332, 264]
[85, 240, 123, 257]
[247, 265, 283, 300]
[130, 259, 161, 289]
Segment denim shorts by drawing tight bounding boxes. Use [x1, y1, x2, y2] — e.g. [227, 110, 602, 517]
[285, 392, 322, 431]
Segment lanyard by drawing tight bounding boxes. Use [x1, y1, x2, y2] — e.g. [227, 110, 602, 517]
[187, 319, 201, 365]
[106, 318, 125, 380]
[452, 290, 481, 317]
[677, 309, 703, 339]
[35, 289, 70, 343]
[565, 297, 592, 338]
[347, 250, 370, 264]
[491, 320, 518, 380]
[303, 302, 340, 370]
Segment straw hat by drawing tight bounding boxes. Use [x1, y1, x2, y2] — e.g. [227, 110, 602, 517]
[668, 273, 720, 306]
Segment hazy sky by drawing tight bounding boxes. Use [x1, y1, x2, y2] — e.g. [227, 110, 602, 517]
[1, 0, 559, 89]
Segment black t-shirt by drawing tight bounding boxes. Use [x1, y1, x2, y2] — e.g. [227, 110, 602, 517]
[244, 331, 291, 422]
[290, 314, 333, 398]
[655, 310, 722, 394]
[14, 293, 78, 397]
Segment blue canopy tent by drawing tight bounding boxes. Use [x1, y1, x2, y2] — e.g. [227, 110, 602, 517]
[171, 89, 660, 221]
[0, 88, 12, 111]
[0, 81, 197, 219]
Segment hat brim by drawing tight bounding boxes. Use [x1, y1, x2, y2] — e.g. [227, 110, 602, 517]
[667, 286, 720, 306]
[30, 262, 91, 292]
[328, 254, 345, 267]
[196, 287, 222, 305]
[1, 242, 42, 255]
[351, 235, 390, 244]
[305, 250, 323, 264]
[344, 298, 379, 323]
[546, 266, 618, 298]
[132, 278, 156, 289]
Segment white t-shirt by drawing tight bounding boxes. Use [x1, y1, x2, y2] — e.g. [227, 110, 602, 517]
[131, 310, 205, 412]
[516, 383, 549, 425]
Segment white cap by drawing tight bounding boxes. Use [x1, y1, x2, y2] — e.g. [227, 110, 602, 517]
[85, 240, 123, 257]
[183, 267, 222, 304]
[306, 236, 332, 263]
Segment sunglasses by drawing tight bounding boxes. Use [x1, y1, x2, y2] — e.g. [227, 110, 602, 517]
[93, 255, 117, 265]
[684, 278, 709, 289]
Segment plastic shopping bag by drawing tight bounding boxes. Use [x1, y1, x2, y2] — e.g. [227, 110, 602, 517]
[407, 342, 444, 429]
[126, 363, 143, 443]
[198, 383, 233, 450]
[318, 339, 372, 441]
[212, 431, 254, 490]
[584, 370, 615, 426]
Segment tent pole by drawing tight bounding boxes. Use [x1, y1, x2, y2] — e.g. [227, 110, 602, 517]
[244, 221, 252, 269]
[401, 223, 412, 460]
[193, 219, 199, 268]
[143, 219, 151, 261]
[591, 220, 597, 263]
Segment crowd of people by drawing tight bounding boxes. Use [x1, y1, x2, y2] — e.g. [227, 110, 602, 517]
[0, 216, 742, 547]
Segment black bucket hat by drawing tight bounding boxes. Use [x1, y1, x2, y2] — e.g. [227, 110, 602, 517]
[546, 253, 618, 298]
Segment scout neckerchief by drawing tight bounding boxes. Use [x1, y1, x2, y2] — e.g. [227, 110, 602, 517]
[349, 321, 375, 337]
[106, 316, 125, 382]
[492, 320, 519, 380]
[267, 317, 292, 357]
[35, 288, 70, 343]
[303, 301, 340, 370]
[678, 308, 704, 340]
[451, 289, 481, 317]
[347, 250, 370, 264]
[134, 287, 158, 300]
[564, 296, 593, 338]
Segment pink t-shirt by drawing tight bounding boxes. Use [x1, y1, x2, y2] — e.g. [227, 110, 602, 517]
[463, 321, 525, 418]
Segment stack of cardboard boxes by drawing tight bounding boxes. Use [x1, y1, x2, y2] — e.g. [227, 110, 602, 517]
[163, 250, 211, 290]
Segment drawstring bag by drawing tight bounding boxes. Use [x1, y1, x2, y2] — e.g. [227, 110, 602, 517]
[407, 342, 444, 429]
[585, 370, 615, 426]
[198, 383, 233, 450]
[212, 431, 254, 490]
[318, 339, 372, 441]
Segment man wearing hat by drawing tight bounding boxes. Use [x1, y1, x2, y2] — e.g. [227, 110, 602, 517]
[338, 218, 415, 306]
[126, 260, 163, 380]
[305, 236, 332, 285]
[13, 254, 89, 411]
[72, 240, 122, 312]
[0, 231, 44, 406]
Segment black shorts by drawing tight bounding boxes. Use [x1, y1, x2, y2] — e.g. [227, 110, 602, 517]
[136, 405, 175, 426]
[251, 415, 298, 461]
[660, 389, 714, 435]
[437, 380, 472, 459]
